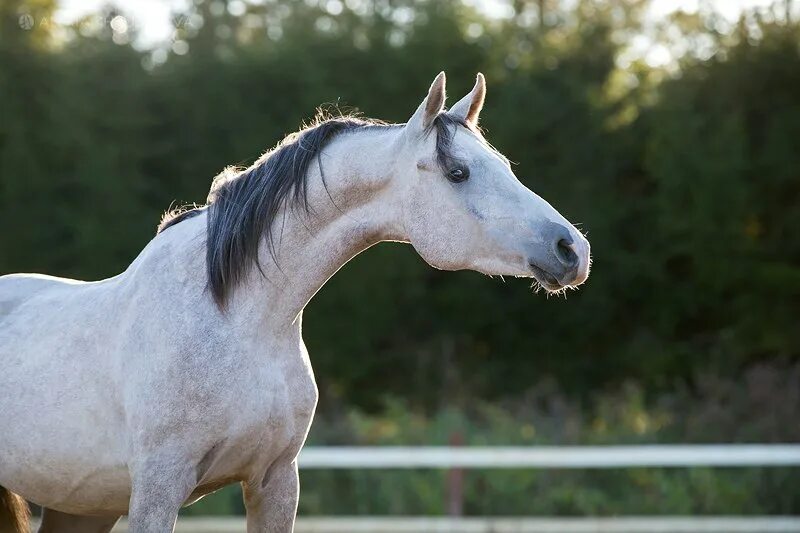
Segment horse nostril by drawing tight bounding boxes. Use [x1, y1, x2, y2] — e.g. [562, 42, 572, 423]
[556, 238, 578, 268]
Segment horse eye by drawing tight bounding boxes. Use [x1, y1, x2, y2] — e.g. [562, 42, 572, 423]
[447, 166, 470, 183]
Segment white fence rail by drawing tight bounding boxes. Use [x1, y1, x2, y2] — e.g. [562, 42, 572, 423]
[108, 516, 800, 532]
[105, 445, 800, 532]
[298, 444, 800, 469]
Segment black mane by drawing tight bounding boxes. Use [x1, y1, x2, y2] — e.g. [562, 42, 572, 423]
[158, 112, 472, 307]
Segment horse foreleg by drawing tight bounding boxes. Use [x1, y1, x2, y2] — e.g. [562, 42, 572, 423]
[126, 459, 195, 533]
[243, 460, 299, 533]
[38, 508, 119, 533]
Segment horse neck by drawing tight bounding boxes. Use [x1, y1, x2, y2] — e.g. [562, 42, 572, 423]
[227, 126, 407, 328]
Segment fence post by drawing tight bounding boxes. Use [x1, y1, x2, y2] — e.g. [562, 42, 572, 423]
[446, 431, 464, 516]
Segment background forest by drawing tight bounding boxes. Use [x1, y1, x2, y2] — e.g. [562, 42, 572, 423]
[1, 0, 799, 516]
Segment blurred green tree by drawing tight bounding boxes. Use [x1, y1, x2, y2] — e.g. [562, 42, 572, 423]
[0, 0, 797, 411]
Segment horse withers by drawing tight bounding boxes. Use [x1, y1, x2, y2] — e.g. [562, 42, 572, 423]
[0, 73, 590, 533]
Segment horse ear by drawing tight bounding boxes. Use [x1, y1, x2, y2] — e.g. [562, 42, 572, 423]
[449, 73, 486, 126]
[407, 72, 446, 133]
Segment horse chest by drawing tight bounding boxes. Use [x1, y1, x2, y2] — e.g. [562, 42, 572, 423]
[236, 347, 318, 452]
[185, 350, 317, 486]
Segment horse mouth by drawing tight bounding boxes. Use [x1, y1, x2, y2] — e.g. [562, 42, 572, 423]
[528, 263, 564, 291]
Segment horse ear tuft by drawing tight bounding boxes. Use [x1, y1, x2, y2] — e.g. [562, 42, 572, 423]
[407, 72, 447, 133]
[449, 73, 486, 126]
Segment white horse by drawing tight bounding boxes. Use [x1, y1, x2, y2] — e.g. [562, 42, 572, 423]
[0, 73, 590, 533]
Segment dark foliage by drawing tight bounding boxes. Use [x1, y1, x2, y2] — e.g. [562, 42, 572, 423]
[1, 0, 798, 412]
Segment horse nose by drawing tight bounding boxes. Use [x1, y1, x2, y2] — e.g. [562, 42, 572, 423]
[551, 226, 579, 269]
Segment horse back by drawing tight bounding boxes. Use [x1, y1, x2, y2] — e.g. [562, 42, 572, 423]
[0, 273, 85, 324]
